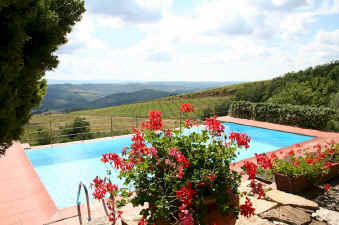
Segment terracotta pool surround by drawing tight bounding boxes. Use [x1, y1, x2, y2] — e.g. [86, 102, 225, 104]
[1, 116, 339, 225]
[0, 142, 57, 225]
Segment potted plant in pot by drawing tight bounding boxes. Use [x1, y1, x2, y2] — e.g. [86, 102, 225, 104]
[320, 142, 339, 182]
[252, 143, 338, 194]
[91, 104, 256, 225]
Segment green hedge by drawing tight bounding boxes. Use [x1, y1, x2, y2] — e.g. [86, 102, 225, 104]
[229, 101, 253, 119]
[229, 101, 336, 130]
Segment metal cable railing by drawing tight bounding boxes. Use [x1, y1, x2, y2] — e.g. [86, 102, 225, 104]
[22, 105, 228, 146]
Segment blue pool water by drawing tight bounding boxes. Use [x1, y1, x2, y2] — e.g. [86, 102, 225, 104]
[26, 123, 313, 208]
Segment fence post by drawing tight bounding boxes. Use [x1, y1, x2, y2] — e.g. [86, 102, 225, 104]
[110, 116, 113, 136]
[179, 112, 182, 129]
[49, 120, 53, 144]
[136, 114, 138, 128]
[27, 124, 30, 145]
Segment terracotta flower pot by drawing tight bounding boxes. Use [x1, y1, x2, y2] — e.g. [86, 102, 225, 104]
[149, 191, 239, 225]
[202, 192, 239, 225]
[274, 173, 311, 193]
[320, 162, 339, 182]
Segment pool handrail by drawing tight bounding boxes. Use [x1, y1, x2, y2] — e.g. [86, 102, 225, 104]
[76, 182, 91, 225]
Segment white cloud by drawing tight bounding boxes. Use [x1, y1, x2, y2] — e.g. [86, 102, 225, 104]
[48, 0, 339, 82]
[85, 0, 171, 24]
[147, 51, 173, 62]
[301, 29, 339, 62]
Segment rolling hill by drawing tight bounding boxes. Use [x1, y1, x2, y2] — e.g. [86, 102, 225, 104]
[35, 81, 239, 112]
[170, 61, 339, 107]
[24, 61, 339, 146]
[88, 89, 176, 109]
[36, 61, 339, 117]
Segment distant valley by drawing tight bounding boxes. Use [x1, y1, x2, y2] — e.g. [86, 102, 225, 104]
[35, 81, 240, 112]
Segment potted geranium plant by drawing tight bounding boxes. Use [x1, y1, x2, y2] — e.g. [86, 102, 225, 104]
[249, 142, 338, 193]
[91, 104, 255, 225]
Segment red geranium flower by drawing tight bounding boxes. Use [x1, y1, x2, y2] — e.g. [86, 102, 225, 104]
[324, 161, 332, 169]
[205, 117, 225, 136]
[178, 210, 194, 225]
[324, 184, 330, 192]
[208, 173, 216, 181]
[240, 197, 255, 217]
[165, 129, 172, 137]
[242, 161, 257, 180]
[306, 157, 315, 165]
[229, 132, 251, 149]
[185, 119, 196, 128]
[255, 153, 272, 170]
[175, 182, 196, 211]
[138, 217, 148, 225]
[141, 110, 163, 131]
[180, 104, 194, 113]
[294, 160, 300, 166]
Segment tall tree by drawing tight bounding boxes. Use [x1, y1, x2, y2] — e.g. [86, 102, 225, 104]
[0, 0, 85, 155]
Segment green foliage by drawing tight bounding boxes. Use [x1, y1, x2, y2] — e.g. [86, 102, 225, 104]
[326, 120, 339, 132]
[267, 82, 313, 105]
[60, 117, 93, 141]
[233, 82, 267, 102]
[330, 92, 339, 110]
[214, 100, 231, 116]
[229, 101, 253, 120]
[101, 115, 245, 224]
[229, 101, 336, 130]
[182, 61, 339, 107]
[268, 77, 337, 106]
[200, 108, 213, 120]
[271, 144, 338, 181]
[0, 0, 85, 155]
[36, 128, 51, 145]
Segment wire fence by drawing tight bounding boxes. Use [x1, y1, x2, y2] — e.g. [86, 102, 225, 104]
[21, 110, 223, 146]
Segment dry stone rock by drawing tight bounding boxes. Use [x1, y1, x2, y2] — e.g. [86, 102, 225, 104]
[120, 203, 145, 225]
[309, 220, 327, 225]
[84, 217, 111, 225]
[294, 207, 316, 214]
[236, 215, 274, 225]
[312, 207, 339, 225]
[266, 190, 319, 210]
[259, 205, 312, 225]
[272, 221, 289, 225]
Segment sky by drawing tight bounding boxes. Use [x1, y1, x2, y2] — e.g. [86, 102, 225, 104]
[46, 0, 339, 82]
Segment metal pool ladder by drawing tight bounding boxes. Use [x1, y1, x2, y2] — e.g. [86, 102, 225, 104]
[76, 182, 91, 225]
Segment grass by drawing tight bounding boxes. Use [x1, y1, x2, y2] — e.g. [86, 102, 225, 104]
[167, 80, 271, 99]
[23, 96, 231, 146]
[71, 96, 231, 118]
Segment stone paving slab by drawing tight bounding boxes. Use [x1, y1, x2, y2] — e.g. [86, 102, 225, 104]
[259, 205, 311, 225]
[120, 203, 145, 225]
[236, 215, 274, 225]
[266, 190, 319, 210]
[309, 220, 327, 225]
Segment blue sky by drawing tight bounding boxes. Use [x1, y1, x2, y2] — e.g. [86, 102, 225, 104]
[48, 0, 339, 82]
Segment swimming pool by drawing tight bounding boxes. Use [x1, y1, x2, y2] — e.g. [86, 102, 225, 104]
[26, 122, 313, 208]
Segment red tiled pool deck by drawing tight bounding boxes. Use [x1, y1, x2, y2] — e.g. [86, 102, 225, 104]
[0, 142, 57, 225]
[0, 117, 338, 225]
